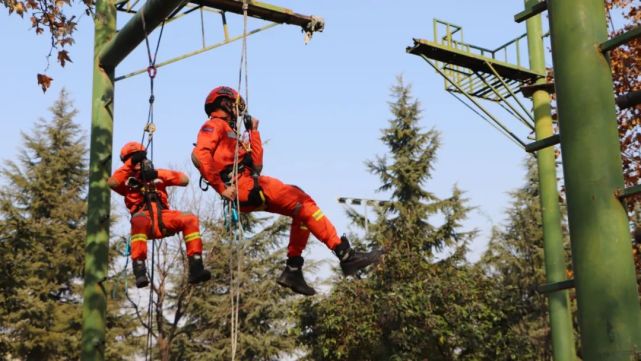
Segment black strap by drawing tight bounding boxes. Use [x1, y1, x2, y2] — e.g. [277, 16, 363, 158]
[199, 176, 210, 191]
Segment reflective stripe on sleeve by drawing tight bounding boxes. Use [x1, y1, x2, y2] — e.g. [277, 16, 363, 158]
[184, 232, 201, 243]
[312, 209, 324, 221]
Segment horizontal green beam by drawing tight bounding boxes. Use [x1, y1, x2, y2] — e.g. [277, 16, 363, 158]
[521, 82, 641, 110]
[538, 279, 575, 294]
[100, 0, 186, 68]
[615, 184, 641, 200]
[115, 22, 278, 81]
[525, 134, 560, 153]
[616, 89, 641, 110]
[600, 25, 641, 53]
[192, 0, 324, 31]
[514, 1, 547, 23]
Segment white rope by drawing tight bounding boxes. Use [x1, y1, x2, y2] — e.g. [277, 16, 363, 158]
[229, 1, 250, 359]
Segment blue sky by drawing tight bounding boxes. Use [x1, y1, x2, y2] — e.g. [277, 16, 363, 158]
[0, 1, 548, 263]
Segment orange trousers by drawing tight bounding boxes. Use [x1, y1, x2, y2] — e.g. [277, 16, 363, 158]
[236, 175, 342, 257]
[130, 208, 203, 261]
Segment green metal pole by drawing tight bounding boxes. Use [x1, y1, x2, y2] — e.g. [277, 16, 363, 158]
[524, 2, 576, 360]
[547, 1, 641, 360]
[81, 0, 116, 359]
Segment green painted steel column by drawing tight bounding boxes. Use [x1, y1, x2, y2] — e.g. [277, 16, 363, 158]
[525, 2, 576, 360]
[547, 1, 641, 360]
[81, 0, 116, 359]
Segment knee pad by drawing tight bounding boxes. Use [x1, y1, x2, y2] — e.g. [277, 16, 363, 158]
[182, 212, 199, 226]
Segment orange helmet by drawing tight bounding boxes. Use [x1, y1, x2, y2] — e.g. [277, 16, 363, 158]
[204, 86, 246, 116]
[119, 141, 146, 162]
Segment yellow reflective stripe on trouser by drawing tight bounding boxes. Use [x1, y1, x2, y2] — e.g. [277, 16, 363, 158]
[184, 232, 201, 243]
[131, 234, 147, 243]
[312, 209, 324, 221]
[300, 225, 308, 230]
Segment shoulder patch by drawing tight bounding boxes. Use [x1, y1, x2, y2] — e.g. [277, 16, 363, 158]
[200, 125, 214, 133]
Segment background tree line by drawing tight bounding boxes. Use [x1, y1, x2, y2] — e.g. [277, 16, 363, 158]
[0, 79, 564, 361]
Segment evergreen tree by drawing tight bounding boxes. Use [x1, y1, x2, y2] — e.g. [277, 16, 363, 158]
[296, 77, 493, 360]
[173, 215, 298, 361]
[479, 159, 573, 360]
[0, 90, 138, 360]
[0, 89, 86, 359]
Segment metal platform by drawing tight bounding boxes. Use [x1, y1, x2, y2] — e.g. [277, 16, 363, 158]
[408, 38, 543, 83]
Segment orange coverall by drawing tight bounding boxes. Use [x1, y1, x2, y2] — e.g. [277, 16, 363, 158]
[192, 110, 341, 257]
[109, 161, 203, 261]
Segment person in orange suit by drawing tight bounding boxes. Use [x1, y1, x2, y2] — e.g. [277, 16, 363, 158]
[191, 86, 380, 296]
[109, 142, 211, 288]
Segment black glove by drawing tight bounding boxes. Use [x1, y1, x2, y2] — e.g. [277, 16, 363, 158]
[140, 159, 158, 182]
[125, 177, 141, 189]
[129, 151, 147, 164]
[243, 114, 253, 132]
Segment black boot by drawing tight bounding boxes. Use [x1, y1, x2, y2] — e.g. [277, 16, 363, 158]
[188, 254, 212, 285]
[334, 236, 382, 276]
[276, 256, 316, 296]
[133, 260, 150, 288]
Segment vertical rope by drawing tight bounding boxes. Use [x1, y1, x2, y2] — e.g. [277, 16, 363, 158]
[139, 7, 167, 361]
[229, 2, 249, 360]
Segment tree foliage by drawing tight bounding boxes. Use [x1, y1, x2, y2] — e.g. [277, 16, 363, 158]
[295, 77, 509, 361]
[173, 214, 298, 361]
[0, 89, 87, 359]
[607, 0, 641, 188]
[0, 89, 138, 360]
[479, 159, 575, 361]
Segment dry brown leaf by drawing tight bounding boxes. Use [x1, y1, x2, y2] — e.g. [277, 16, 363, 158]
[57, 50, 71, 67]
[37, 73, 53, 93]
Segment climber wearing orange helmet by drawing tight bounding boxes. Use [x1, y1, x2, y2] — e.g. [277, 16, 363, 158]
[109, 141, 211, 288]
[192, 86, 380, 296]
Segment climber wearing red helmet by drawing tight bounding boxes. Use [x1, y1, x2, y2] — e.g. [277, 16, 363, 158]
[109, 141, 211, 288]
[192, 86, 380, 296]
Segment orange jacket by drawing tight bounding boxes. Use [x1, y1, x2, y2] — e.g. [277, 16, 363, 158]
[108, 160, 188, 213]
[192, 110, 263, 194]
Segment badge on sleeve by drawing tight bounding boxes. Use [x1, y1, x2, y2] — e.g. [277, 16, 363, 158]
[200, 125, 214, 133]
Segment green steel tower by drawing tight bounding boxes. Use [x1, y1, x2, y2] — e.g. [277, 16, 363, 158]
[547, 0, 641, 360]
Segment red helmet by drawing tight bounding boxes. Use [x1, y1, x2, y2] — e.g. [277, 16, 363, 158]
[119, 141, 145, 162]
[204, 86, 246, 116]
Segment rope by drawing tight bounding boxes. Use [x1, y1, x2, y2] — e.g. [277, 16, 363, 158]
[139, 7, 167, 361]
[139, 5, 166, 156]
[228, 2, 250, 359]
